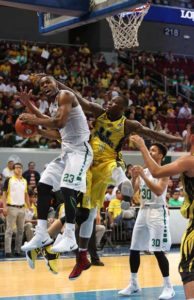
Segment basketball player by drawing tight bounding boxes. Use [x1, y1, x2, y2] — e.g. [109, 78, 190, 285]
[19, 76, 93, 253]
[119, 143, 175, 300]
[24, 75, 182, 279]
[130, 129, 194, 300]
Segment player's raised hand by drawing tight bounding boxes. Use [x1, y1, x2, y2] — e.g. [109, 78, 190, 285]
[132, 165, 144, 178]
[131, 166, 140, 179]
[19, 113, 37, 125]
[130, 135, 146, 149]
[18, 86, 33, 106]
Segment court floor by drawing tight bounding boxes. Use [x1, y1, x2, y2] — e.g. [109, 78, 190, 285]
[0, 253, 184, 300]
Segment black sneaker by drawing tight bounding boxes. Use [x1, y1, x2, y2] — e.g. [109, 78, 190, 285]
[91, 259, 104, 266]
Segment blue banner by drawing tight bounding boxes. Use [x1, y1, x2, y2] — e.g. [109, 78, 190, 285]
[145, 5, 194, 26]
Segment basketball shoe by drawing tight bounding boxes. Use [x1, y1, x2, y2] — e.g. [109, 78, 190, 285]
[118, 281, 141, 296]
[41, 244, 60, 274]
[26, 248, 40, 269]
[69, 251, 91, 280]
[51, 233, 63, 248]
[21, 226, 53, 251]
[51, 228, 78, 253]
[158, 286, 175, 299]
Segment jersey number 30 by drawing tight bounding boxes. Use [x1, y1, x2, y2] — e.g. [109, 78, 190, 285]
[142, 188, 151, 200]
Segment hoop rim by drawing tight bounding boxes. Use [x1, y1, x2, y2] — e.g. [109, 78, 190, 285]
[128, 2, 150, 13]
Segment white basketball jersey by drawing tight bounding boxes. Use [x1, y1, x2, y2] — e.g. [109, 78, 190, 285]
[49, 98, 90, 148]
[139, 168, 167, 206]
[49, 100, 58, 118]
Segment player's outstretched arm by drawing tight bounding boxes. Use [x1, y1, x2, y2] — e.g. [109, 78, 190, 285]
[56, 80, 104, 118]
[130, 135, 189, 178]
[125, 120, 183, 143]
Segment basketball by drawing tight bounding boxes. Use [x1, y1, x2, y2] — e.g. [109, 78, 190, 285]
[15, 118, 37, 138]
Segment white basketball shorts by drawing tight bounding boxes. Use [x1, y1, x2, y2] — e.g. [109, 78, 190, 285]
[130, 206, 171, 252]
[40, 142, 93, 193]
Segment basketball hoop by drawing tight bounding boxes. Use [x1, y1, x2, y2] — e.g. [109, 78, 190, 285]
[106, 3, 150, 49]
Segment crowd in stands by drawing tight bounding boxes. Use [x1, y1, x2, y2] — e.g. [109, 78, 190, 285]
[0, 40, 193, 150]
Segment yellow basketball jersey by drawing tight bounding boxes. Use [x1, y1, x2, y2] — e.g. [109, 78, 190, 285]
[180, 156, 194, 220]
[90, 112, 126, 163]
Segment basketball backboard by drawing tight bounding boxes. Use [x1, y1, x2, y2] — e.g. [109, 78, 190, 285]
[38, 0, 148, 35]
[0, 0, 91, 15]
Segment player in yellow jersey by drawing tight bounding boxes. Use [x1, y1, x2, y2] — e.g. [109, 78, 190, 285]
[130, 124, 194, 300]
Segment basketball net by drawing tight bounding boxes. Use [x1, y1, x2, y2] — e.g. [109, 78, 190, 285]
[106, 3, 150, 49]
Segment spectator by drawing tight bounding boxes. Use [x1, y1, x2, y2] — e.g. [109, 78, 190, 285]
[125, 164, 133, 179]
[182, 123, 191, 151]
[154, 120, 164, 133]
[167, 178, 174, 196]
[23, 161, 40, 188]
[108, 190, 123, 227]
[5, 81, 17, 95]
[2, 163, 30, 258]
[168, 189, 183, 207]
[24, 189, 37, 241]
[104, 185, 115, 202]
[2, 159, 14, 179]
[144, 100, 157, 115]
[79, 43, 91, 56]
[178, 187, 185, 203]
[0, 76, 6, 92]
[134, 106, 143, 122]
[178, 101, 192, 119]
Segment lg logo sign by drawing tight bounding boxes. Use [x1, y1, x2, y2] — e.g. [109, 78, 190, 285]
[180, 10, 194, 21]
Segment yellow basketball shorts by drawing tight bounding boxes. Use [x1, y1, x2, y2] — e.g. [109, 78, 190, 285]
[81, 160, 119, 210]
[179, 219, 194, 283]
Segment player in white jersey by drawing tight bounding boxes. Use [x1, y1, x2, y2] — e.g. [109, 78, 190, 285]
[19, 76, 93, 252]
[119, 143, 175, 300]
